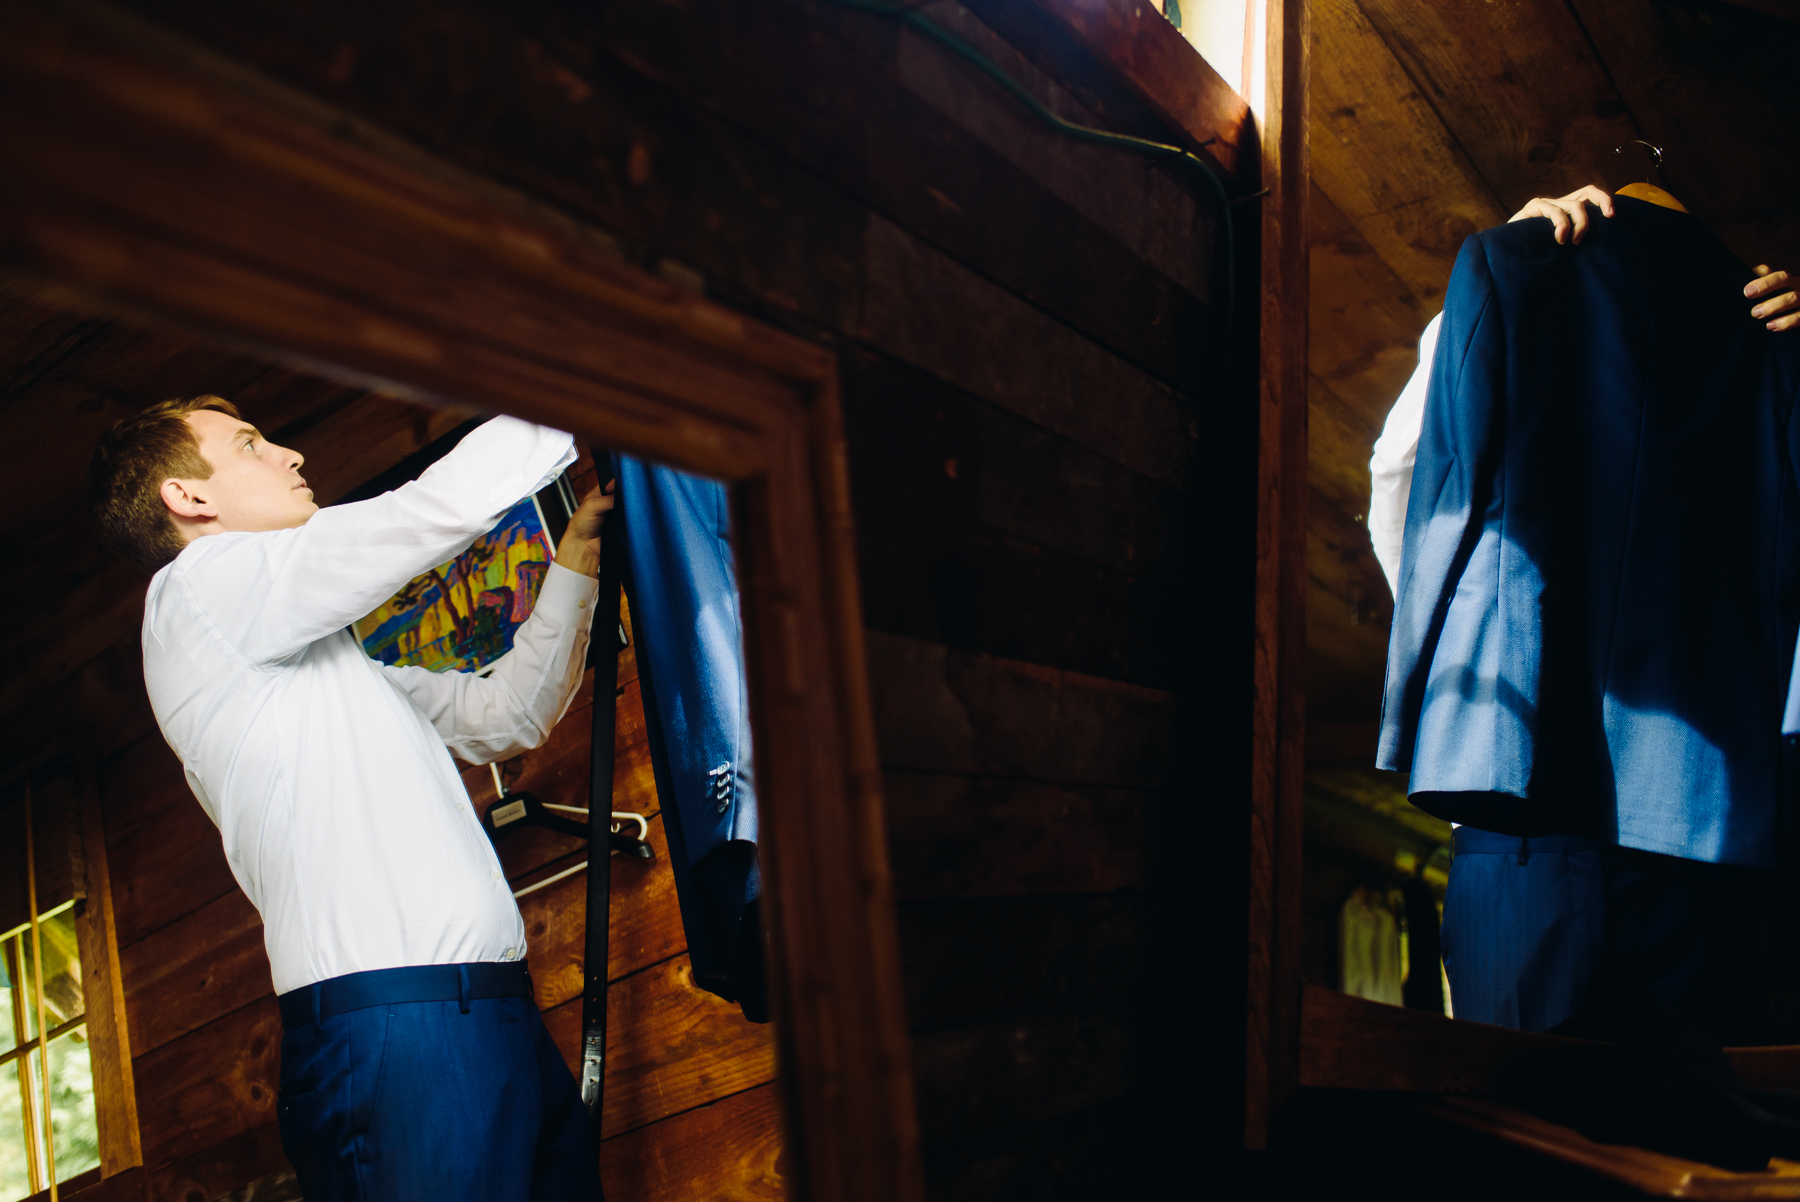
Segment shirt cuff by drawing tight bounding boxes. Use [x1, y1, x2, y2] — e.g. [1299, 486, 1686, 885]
[534, 560, 601, 626]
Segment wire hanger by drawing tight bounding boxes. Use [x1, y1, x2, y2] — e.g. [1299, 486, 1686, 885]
[1615, 138, 1664, 181]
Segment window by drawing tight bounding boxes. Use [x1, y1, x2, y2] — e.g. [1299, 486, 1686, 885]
[0, 782, 102, 1200]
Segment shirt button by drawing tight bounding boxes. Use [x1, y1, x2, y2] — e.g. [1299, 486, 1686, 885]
[577, 599, 588, 609]
[492, 869, 503, 881]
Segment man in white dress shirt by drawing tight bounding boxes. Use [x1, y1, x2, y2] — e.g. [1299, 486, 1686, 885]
[1367, 185, 1799, 1032]
[89, 397, 610, 1201]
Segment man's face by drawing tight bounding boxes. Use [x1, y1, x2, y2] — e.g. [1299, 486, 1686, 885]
[174, 409, 317, 533]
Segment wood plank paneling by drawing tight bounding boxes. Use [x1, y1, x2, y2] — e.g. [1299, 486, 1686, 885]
[1028, 0, 1251, 182]
[1568, 0, 1800, 245]
[860, 214, 1200, 492]
[1298, 984, 1582, 1094]
[585, 0, 1217, 388]
[1309, 0, 1504, 310]
[826, 0, 1219, 307]
[909, 1009, 1134, 1145]
[519, 813, 683, 1009]
[840, 345, 1187, 588]
[144, 1122, 286, 1202]
[896, 895, 1153, 1032]
[1353, 0, 1638, 212]
[883, 772, 1154, 900]
[540, 956, 778, 1141]
[855, 523, 1182, 691]
[599, 1083, 785, 1202]
[120, 889, 267, 1058]
[133, 997, 282, 1170]
[863, 630, 1175, 788]
[104, 744, 237, 952]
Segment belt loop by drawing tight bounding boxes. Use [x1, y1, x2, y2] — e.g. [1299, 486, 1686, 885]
[459, 964, 471, 1015]
[1517, 836, 1531, 867]
[312, 982, 324, 1033]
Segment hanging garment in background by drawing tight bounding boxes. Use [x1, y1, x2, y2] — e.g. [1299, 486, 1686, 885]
[1378, 196, 1800, 867]
[615, 457, 768, 1022]
[1339, 887, 1404, 1007]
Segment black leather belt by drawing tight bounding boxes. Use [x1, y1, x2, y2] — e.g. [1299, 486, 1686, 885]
[277, 961, 532, 1031]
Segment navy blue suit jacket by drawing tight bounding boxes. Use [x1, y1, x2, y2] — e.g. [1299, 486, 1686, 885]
[615, 456, 767, 1020]
[1377, 197, 1800, 867]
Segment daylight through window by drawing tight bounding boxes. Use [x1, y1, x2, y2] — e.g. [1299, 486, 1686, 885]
[0, 787, 99, 1201]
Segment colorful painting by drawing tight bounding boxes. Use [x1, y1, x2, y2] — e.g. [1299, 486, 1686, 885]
[355, 496, 556, 673]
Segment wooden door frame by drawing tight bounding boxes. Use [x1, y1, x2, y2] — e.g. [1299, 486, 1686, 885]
[1246, 0, 1310, 1150]
[0, 2, 923, 1199]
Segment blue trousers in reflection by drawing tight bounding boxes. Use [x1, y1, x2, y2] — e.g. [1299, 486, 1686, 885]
[1442, 827, 1762, 1037]
[276, 996, 597, 1201]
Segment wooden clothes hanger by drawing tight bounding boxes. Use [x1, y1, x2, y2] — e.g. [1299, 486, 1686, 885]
[1614, 140, 1689, 213]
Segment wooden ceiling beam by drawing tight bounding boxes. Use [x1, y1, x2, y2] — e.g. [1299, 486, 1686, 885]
[1567, 0, 1800, 269]
[1310, 0, 1506, 313]
[1031, 0, 1253, 183]
[1354, 0, 1640, 212]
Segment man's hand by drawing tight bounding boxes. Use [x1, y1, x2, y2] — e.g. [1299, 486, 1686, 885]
[1748, 266, 1800, 332]
[554, 481, 615, 579]
[1508, 186, 1794, 331]
[1509, 185, 1616, 245]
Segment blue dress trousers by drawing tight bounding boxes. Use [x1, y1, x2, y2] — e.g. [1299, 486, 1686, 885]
[275, 967, 598, 1201]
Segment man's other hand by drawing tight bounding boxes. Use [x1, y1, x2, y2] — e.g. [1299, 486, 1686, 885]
[1748, 266, 1800, 332]
[554, 480, 615, 578]
[1509, 185, 1616, 245]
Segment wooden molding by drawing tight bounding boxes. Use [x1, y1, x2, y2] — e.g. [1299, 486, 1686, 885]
[1299, 985, 1585, 1094]
[0, 1, 922, 1198]
[1245, 0, 1310, 1152]
[75, 766, 142, 1177]
[1303, 985, 1800, 1099]
[1032, 0, 1254, 184]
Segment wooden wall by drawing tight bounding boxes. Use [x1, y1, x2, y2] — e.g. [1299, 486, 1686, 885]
[41, 0, 1249, 1197]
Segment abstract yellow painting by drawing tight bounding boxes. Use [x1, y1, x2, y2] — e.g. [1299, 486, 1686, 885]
[354, 497, 556, 673]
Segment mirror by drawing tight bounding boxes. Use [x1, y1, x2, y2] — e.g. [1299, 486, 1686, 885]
[0, 279, 783, 1198]
[0, 5, 919, 1195]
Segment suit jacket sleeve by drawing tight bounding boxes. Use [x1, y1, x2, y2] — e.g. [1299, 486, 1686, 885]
[1377, 234, 1505, 771]
[1781, 370, 1800, 735]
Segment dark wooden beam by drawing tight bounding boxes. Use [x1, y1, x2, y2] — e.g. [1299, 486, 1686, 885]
[1246, 0, 1310, 1152]
[1031, 0, 1253, 184]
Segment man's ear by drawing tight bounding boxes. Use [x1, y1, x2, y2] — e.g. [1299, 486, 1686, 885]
[161, 477, 216, 521]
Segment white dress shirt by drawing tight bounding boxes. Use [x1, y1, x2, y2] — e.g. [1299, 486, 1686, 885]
[142, 416, 597, 994]
[1368, 312, 1443, 598]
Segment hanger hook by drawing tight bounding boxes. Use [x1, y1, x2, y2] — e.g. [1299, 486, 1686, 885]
[1613, 139, 1664, 183]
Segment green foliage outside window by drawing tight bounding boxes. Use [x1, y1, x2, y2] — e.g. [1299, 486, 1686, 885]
[0, 905, 100, 1201]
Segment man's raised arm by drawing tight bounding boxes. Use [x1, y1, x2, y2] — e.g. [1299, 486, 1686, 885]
[382, 486, 613, 764]
[169, 415, 575, 665]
